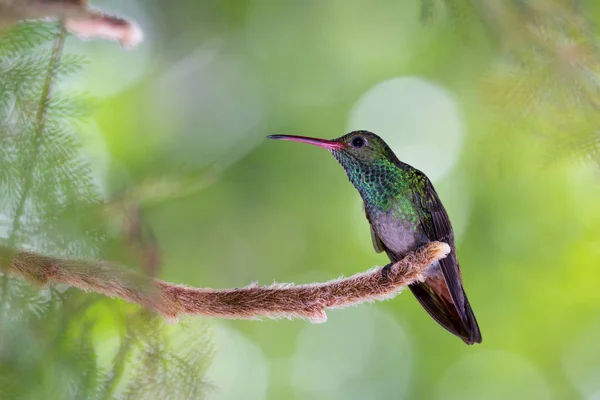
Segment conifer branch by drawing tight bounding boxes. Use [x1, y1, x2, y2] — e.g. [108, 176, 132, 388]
[10, 22, 65, 240]
[2, 241, 451, 323]
[1, 23, 65, 300]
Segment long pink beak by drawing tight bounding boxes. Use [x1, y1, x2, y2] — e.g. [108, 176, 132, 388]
[267, 134, 344, 150]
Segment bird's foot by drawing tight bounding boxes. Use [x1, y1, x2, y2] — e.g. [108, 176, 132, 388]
[381, 263, 393, 280]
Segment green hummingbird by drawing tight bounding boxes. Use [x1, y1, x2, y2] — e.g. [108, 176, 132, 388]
[268, 130, 482, 344]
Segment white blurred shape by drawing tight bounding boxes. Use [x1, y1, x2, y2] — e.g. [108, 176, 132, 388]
[205, 324, 269, 400]
[348, 77, 464, 182]
[291, 307, 412, 399]
[436, 350, 551, 400]
[153, 41, 266, 168]
[563, 321, 600, 399]
[61, 1, 152, 98]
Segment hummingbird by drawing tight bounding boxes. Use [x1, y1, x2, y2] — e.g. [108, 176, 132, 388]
[268, 130, 482, 344]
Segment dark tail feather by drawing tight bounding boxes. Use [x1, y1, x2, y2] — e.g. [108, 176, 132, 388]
[409, 280, 482, 345]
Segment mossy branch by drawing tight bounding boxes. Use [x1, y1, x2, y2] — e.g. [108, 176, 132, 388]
[3, 241, 450, 323]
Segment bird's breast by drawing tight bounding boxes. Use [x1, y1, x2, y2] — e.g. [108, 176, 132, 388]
[369, 208, 424, 257]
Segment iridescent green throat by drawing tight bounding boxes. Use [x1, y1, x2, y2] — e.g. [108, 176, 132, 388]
[332, 150, 413, 213]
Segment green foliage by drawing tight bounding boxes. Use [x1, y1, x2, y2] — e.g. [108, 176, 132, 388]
[423, 0, 600, 165]
[0, 22, 212, 399]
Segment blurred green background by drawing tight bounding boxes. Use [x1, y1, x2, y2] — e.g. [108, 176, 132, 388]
[66, 0, 600, 398]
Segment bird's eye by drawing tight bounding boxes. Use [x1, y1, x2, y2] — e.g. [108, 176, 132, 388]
[351, 136, 365, 148]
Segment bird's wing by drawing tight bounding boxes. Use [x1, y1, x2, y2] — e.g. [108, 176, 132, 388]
[410, 171, 467, 320]
[410, 171, 481, 343]
[363, 202, 385, 253]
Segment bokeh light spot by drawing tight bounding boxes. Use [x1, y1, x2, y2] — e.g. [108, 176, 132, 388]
[153, 44, 266, 168]
[563, 321, 600, 398]
[291, 307, 412, 399]
[436, 350, 551, 400]
[348, 77, 464, 182]
[205, 324, 269, 400]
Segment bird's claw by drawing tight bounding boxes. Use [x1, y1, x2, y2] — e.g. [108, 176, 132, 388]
[381, 263, 393, 280]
